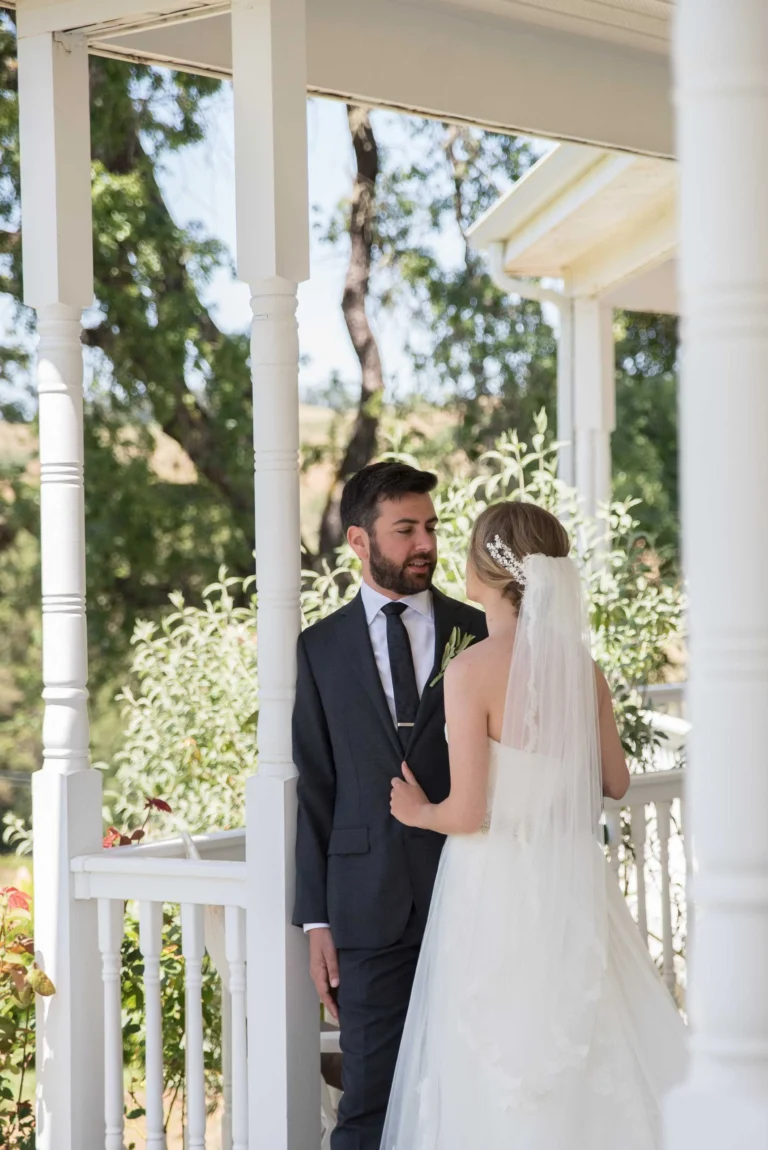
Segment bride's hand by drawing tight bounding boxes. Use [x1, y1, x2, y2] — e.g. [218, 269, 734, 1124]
[390, 763, 431, 828]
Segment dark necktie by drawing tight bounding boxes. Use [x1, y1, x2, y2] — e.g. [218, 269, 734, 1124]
[382, 601, 421, 751]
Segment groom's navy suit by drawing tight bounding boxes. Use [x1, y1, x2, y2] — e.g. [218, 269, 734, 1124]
[293, 585, 487, 1150]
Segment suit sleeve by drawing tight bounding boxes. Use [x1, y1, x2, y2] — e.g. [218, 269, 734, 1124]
[292, 631, 336, 928]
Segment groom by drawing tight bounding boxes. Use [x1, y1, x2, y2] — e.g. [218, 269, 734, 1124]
[292, 461, 487, 1150]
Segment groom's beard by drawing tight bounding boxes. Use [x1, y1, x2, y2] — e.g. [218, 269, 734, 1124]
[369, 537, 437, 596]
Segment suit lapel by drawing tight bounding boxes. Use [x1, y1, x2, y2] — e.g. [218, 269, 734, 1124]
[343, 593, 402, 760]
[405, 589, 457, 757]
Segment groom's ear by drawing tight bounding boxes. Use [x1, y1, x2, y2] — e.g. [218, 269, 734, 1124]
[347, 525, 369, 561]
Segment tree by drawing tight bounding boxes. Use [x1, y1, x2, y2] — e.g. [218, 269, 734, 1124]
[0, 18, 259, 793]
[613, 311, 679, 555]
[0, 33, 681, 797]
[373, 120, 557, 447]
[0, 21, 258, 676]
[317, 106, 386, 556]
[359, 117, 680, 551]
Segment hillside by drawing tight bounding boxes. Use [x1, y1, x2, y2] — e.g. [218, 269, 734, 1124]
[0, 402, 462, 547]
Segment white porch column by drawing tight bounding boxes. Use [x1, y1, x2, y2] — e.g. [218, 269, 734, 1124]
[665, 2, 768, 1147]
[17, 31, 104, 1150]
[230, 2, 318, 1148]
[556, 295, 576, 488]
[572, 297, 615, 516]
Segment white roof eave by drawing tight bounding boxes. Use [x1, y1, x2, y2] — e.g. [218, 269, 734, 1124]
[468, 141, 679, 311]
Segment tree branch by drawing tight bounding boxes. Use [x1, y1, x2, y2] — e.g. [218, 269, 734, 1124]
[317, 106, 384, 559]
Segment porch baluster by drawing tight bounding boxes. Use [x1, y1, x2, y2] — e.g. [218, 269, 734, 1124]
[98, 899, 125, 1150]
[139, 902, 166, 1150]
[225, 906, 248, 1150]
[182, 903, 207, 1149]
[656, 801, 676, 993]
[221, 986, 234, 1150]
[629, 804, 649, 943]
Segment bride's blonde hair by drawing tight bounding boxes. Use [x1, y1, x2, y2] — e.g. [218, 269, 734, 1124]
[469, 501, 570, 609]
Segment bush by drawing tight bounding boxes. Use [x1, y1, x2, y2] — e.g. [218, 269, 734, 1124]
[0, 885, 54, 1150]
[110, 417, 683, 841]
[105, 575, 259, 837]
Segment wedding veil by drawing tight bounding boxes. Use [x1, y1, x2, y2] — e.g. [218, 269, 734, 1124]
[459, 553, 607, 1108]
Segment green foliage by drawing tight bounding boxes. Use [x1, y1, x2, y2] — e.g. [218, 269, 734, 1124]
[0, 885, 54, 1150]
[111, 422, 681, 846]
[350, 118, 558, 445]
[355, 116, 680, 550]
[303, 415, 683, 770]
[106, 576, 258, 836]
[0, 508, 40, 829]
[613, 312, 680, 554]
[0, 20, 256, 709]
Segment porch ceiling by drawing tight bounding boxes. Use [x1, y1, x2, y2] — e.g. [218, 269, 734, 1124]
[436, 0, 672, 55]
[14, 0, 675, 157]
[467, 141, 679, 313]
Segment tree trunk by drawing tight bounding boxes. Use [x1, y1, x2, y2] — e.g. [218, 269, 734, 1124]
[317, 106, 384, 559]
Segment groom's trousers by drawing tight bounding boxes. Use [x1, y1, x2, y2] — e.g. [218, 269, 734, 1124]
[333, 906, 422, 1150]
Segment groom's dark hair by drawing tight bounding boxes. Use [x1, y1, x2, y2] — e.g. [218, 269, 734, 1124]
[341, 461, 438, 535]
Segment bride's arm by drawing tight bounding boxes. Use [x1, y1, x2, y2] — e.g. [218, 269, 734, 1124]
[390, 652, 490, 835]
[595, 666, 630, 800]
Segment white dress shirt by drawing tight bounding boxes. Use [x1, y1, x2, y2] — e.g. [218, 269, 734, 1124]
[359, 582, 436, 724]
[304, 582, 436, 932]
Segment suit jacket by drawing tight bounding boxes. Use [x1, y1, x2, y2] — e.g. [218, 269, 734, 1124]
[292, 586, 488, 949]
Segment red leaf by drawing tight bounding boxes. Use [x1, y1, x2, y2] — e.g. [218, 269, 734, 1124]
[118, 835, 132, 847]
[145, 797, 172, 813]
[130, 829, 145, 842]
[102, 828, 121, 849]
[4, 887, 30, 912]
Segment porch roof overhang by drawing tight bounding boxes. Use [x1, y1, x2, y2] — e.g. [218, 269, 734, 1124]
[12, 0, 675, 158]
[467, 141, 679, 314]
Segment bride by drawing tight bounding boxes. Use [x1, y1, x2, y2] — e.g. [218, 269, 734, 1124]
[383, 500, 687, 1149]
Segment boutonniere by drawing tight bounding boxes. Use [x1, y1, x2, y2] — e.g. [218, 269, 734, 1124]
[429, 627, 476, 688]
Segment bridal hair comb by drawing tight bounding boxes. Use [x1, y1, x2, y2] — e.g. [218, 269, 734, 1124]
[486, 535, 528, 585]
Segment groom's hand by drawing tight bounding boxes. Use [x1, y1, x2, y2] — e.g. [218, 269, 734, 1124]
[308, 927, 340, 1023]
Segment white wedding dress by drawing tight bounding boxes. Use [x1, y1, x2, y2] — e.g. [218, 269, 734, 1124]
[381, 556, 687, 1150]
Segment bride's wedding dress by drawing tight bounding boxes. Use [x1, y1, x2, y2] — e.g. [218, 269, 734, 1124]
[381, 557, 687, 1150]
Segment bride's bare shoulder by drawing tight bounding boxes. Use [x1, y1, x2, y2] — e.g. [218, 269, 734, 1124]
[445, 632, 513, 690]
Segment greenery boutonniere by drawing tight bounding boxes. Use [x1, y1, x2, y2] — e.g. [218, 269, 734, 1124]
[429, 627, 476, 688]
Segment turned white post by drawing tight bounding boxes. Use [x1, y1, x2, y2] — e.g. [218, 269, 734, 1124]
[656, 801, 676, 993]
[629, 804, 649, 944]
[17, 30, 104, 1150]
[605, 808, 622, 877]
[139, 902, 166, 1150]
[572, 297, 615, 517]
[556, 295, 576, 487]
[98, 900, 126, 1150]
[182, 904, 207, 1150]
[225, 906, 248, 1150]
[231, 1, 319, 1147]
[665, 1, 768, 1145]
[221, 987, 233, 1150]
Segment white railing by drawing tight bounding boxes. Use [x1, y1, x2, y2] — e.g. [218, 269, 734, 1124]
[605, 703, 690, 999]
[641, 682, 686, 717]
[67, 696, 689, 1148]
[72, 833, 248, 1150]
